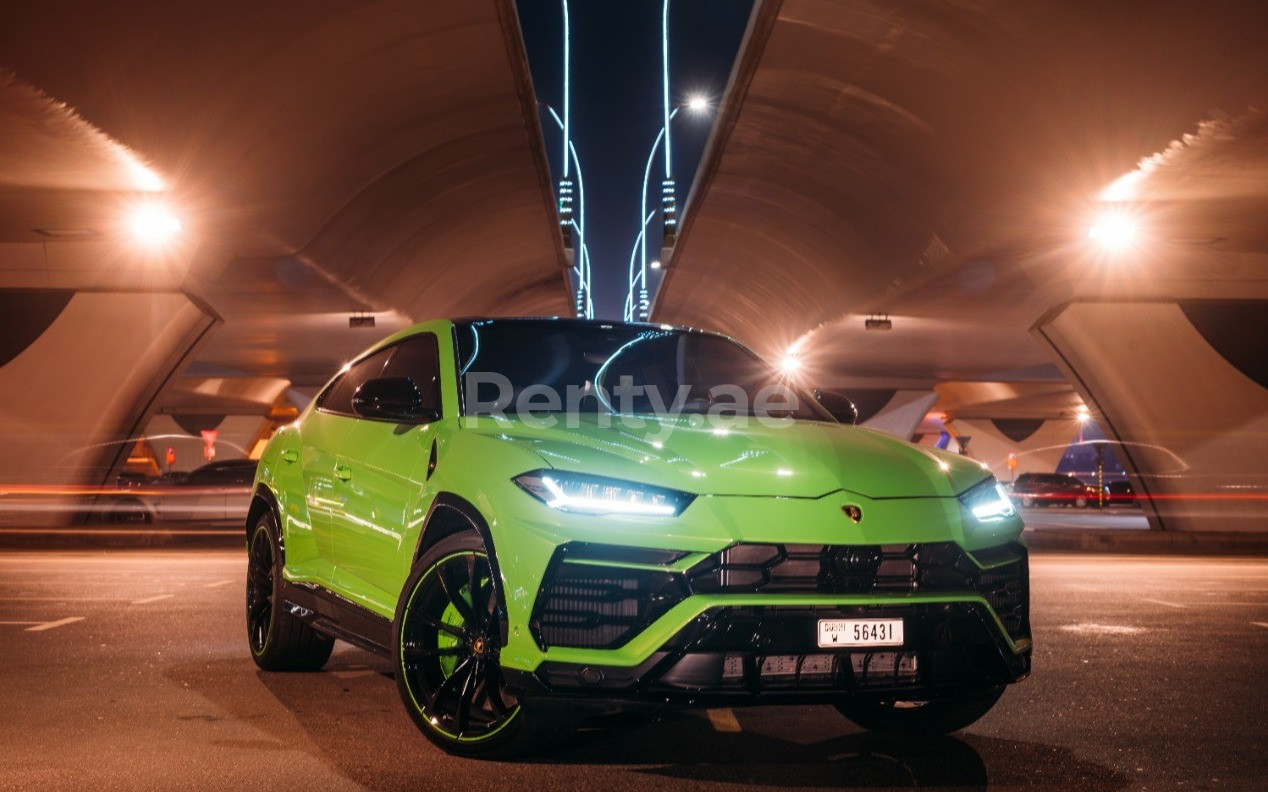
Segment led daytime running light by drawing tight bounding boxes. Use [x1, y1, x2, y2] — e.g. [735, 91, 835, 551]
[959, 478, 1017, 524]
[513, 470, 693, 517]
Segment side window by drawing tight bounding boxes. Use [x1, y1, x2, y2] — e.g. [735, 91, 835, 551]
[317, 347, 393, 416]
[383, 334, 442, 414]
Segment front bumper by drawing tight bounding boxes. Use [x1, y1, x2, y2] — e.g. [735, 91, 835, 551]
[503, 541, 1031, 707]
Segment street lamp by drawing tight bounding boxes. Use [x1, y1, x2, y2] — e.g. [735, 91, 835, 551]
[127, 202, 181, 246]
[660, 0, 676, 250]
[557, 0, 574, 249]
[541, 103, 592, 318]
[627, 97, 711, 320]
[1088, 210, 1137, 252]
[625, 210, 655, 321]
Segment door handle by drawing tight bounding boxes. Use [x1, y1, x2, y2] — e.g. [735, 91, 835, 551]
[334, 464, 352, 482]
[280, 450, 298, 464]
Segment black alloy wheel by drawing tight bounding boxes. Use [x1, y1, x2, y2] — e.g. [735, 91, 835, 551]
[245, 511, 333, 671]
[246, 525, 274, 655]
[394, 531, 574, 758]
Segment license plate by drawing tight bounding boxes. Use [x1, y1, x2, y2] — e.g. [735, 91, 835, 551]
[817, 618, 903, 648]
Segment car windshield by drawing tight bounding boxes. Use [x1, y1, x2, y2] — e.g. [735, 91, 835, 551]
[454, 320, 831, 421]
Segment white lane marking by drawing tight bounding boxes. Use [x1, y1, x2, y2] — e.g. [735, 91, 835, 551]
[330, 670, 377, 680]
[0, 620, 42, 625]
[706, 708, 742, 733]
[204, 580, 235, 588]
[0, 597, 123, 602]
[1142, 598, 1188, 609]
[131, 594, 175, 605]
[1059, 623, 1145, 635]
[26, 617, 85, 632]
[1252, 622, 1268, 629]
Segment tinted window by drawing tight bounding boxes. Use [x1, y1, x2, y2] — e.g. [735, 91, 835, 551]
[382, 334, 441, 413]
[317, 347, 393, 415]
[454, 320, 829, 421]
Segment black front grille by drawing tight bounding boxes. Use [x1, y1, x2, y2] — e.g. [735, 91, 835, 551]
[530, 542, 1030, 650]
[651, 602, 1029, 694]
[531, 561, 688, 650]
[977, 553, 1029, 637]
[688, 542, 974, 595]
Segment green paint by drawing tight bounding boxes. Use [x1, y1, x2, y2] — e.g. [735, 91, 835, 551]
[254, 318, 1031, 734]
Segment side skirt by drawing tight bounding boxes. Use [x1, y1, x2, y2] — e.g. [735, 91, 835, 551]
[278, 578, 393, 658]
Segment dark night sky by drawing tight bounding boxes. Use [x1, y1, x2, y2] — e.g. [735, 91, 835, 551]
[516, 0, 754, 318]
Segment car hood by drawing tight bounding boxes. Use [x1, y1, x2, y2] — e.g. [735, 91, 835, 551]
[460, 414, 987, 499]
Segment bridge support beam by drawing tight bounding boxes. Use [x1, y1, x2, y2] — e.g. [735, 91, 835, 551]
[0, 288, 217, 524]
[1035, 300, 1268, 531]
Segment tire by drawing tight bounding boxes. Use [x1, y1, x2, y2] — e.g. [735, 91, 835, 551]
[393, 531, 575, 759]
[836, 686, 1005, 736]
[246, 510, 334, 671]
[1019, 495, 1035, 508]
[106, 498, 152, 524]
[1074, 496, 1089, 509]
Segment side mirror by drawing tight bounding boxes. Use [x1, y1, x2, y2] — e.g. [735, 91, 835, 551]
[352, 377, 439, 423]
[814, 388, 859, 425]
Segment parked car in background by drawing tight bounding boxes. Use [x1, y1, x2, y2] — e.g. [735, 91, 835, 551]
[1104, 480, 1139, 506]
[104, 459, 257, 523]
[1010, 472, 1100, 508]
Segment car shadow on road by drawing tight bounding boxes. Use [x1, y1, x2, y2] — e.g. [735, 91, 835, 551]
[168, 653, 1129, 791]
[544, 709, 1131, 790]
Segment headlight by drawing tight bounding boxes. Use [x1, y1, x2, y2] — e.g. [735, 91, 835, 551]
[512, 470, 695, 517]
[958, 477, 1017, 523]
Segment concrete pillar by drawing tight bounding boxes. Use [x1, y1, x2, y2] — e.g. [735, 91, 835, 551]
[1034, 300, 1268, 531]
[846, 389, 939, 440]
[0, 288, 217, 523]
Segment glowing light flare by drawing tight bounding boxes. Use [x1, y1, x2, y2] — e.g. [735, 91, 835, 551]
[128, 203, 182, 245]
[779, 354, 802, 375]
[650, 260, 662, 270]
[685, 94, 710, 114]
[1087, 209, 1138, 252]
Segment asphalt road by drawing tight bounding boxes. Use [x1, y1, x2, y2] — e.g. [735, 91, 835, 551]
[2, 550, 1265, 791]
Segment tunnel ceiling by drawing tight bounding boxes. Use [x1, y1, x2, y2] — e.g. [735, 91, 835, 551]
[656, 0, 1268, 385]
[0, 0, 571, 384]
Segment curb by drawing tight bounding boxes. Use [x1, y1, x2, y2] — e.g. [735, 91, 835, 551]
[1024, 528, 1268, 556]
[0, 526, 243, 550]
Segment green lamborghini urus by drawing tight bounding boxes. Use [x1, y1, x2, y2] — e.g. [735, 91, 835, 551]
[245, 318, 1030, 757]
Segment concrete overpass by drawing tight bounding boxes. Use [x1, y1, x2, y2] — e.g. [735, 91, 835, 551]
[0, 1, 570, 509]
[655, 0, 1268, 531]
